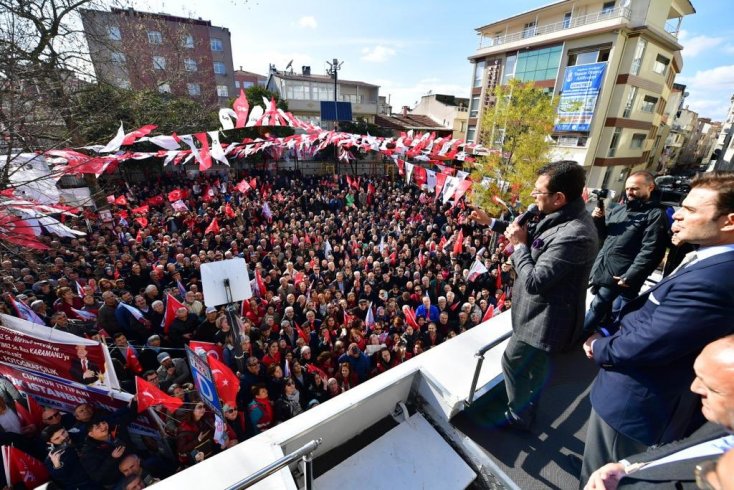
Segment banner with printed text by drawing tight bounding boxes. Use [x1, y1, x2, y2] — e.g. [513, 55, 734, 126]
[554, 62, 607, 132]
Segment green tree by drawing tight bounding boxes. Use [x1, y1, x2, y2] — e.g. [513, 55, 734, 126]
[75, 84, 219, 145]
[470, 78, 558, 216]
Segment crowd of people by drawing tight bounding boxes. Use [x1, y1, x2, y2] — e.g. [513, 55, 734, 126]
[0, 169, 516, 488]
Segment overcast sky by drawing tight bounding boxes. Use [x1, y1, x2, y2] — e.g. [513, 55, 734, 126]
[131, 0, 734, 121]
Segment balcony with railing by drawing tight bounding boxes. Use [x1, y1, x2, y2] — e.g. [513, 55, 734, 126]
[477, 6, 632, 50]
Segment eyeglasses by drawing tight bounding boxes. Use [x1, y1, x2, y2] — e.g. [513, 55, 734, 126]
[226, 408, 237, 414]
[44, 412, 61, 421]
[695, 459, 720, 490]
[530, 189, 556, 196]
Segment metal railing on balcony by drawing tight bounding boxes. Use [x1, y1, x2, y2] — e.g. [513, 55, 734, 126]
[478, 6, 632, 49]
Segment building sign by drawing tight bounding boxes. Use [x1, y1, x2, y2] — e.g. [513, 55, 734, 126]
[186, 345, 223, 419]
[484, 59, 502, 108]
[554, 62, 607, 132]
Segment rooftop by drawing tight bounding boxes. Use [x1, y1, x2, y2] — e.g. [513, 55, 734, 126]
[271, 71, 379, 88]
[375, 114, 450, 131]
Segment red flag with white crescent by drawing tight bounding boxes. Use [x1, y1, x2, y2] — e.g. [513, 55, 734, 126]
[207, 353, 240, 406]
[481, 305, 495, 323]
[135, 376, 183, 413]
[6, 446, 49, 488]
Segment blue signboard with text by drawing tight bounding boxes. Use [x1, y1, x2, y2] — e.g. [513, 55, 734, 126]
[185, 345, 223, 419]
[554, 62, 607, 132]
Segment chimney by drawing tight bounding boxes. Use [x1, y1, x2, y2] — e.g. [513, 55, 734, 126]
[402, 106, 410, 117]
[302, 66, 311, 76]
[239, 66, 242, 71]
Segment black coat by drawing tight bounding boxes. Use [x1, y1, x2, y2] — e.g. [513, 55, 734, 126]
[590, 198, 669, 291]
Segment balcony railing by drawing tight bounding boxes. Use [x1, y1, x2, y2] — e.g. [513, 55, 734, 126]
[478, 6, 631, 49]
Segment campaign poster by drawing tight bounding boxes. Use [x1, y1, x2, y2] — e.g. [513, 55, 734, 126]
[0, 362, 157, 437]
[0, 314, 118, 390]
[554, 62, 607, 132]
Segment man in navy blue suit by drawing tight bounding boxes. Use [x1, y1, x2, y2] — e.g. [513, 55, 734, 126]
[580, 172, 734, 482]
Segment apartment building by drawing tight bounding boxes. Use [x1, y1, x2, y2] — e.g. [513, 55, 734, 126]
[234, 69, 267, 92]
[468, 0, 695, 191]
[266, 66, 380, 126]
[410, 94, 470, 139]
[81, 7, 235, 106]
[713, 94, 734, 171]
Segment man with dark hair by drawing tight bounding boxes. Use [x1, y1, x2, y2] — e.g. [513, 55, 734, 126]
[471, 160, 598, 430]
[584, 170, 669, 332]
[42, 424, 97, 489]
[581, 172, 734, 481]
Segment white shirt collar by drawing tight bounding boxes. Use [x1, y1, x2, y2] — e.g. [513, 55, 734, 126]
[694, 244, 734, 263]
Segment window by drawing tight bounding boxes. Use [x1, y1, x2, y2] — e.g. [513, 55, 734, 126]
[469, 97, 480, 117]
[147, 31, 162, 45]
[641, 95, 658, 113]
[187, 83, 201, 96]
[107, 26, 121, 41]
[630, 133, 646, 149]
[210, 38, 223, 51]
[473, 60, 485, 88]
[514, 45, 563, 82]
[111, 52, 126, 64]
[563, 12, 572, 29]
[152, 56, 166, 70]
[502, 54, 517, 84]
[522, 21, 537, 39]
[466, 125, 477, 142]
[601, 1, 615, 15]
[243, 81, 254, 89]
[653, 54, 670, 75]
[494, 128, 505, 146]
[158, 82, 171, 94]
[608, 127, 622, 157]
[631, 38, 647, 75]
[213, 62, 226, 75]
[182, 34, 194, 49]
[184, 58, 197, 72]
[216, 85, 229, 97]
[568, 47, 610, 66]
[623, 86, 637, 118]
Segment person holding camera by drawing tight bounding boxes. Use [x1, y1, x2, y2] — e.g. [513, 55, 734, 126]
[584, 171, 669, 333]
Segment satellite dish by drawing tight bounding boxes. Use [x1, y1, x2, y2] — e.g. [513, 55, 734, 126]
[285, 59, 293, 72]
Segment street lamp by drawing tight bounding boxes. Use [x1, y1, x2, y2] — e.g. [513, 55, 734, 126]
[326, 58, 343, 173]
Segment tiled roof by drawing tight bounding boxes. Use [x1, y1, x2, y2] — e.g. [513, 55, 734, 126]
[375, 114, 450, 131]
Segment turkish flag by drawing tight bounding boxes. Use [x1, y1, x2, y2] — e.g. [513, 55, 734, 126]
[5, 446, 49, 489]
[126, 346, 143, 374]
[131, 204, 149, 215]
[224, 203, 235, 219]
[453, 229, 464, 255]
[168, 189, 183, 202]
[162, 293, 185, 334]
[481, 305, 495, 323]
[189, 341, 224, 361]
[207, 353, 240, 406]
[496, 292, 506, 312]
[438, 235, 447, 251]
[496, 264, 503, 290]
[255, 269, 266, 298]
[249, 177, 257, 189]
[135, 376, 183, 413]
[115, 195, 128, 206]
[204, 217, 220, 235]
[147, 195, 164, 207]
[134, 217, 148, 228]
[401, 305, 419, 329]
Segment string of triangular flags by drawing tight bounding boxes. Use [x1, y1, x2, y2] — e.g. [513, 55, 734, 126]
[43, 90, 504, 176]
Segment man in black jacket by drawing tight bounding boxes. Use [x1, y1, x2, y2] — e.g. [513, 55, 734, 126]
[584, 171, 669, 333]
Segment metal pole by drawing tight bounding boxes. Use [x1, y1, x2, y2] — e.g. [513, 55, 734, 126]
[302, 453, 314, 490]
[225, 439, 322, 490]
[466, 354, 485, 406]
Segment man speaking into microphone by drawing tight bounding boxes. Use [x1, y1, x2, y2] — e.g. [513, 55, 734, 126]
[471, 161, 598, 430]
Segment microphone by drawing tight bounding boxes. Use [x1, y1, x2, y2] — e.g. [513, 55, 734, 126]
[516, 204, 540, 227]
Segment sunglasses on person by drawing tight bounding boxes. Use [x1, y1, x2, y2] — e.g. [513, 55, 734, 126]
[44, 412, 61, 422]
